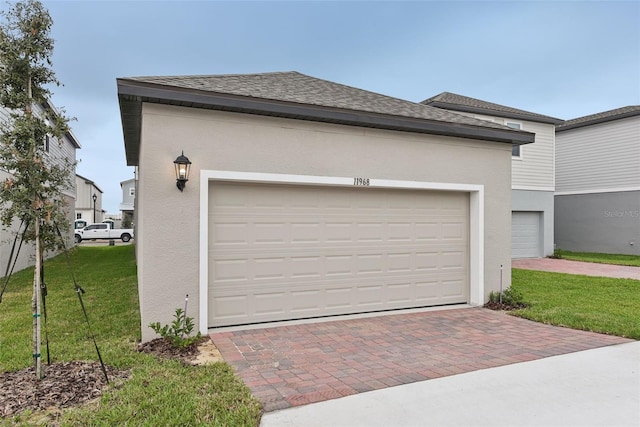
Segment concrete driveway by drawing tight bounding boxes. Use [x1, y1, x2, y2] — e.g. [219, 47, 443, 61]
[209, 307, 631, 413]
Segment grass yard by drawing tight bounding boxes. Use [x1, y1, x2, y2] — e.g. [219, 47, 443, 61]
[511, 268, 640, 339]
[0, 245, 261, 426]
[554, 249, 640, 267]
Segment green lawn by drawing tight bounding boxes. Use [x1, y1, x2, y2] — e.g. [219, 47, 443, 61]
[0, 245, 261, 426]
[555, 249, 640, 267]
[511, 268, 640, 339]
[4, 246, 637, 424]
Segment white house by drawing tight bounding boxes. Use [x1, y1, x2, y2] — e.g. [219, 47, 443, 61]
[74, 174, 104, 225]
[555, 106, 640, 255]
[422, 93, 564, 258]
[117, 72, 534, 341]
[0, 102, 80, 274]
[119, 177, 136, 229]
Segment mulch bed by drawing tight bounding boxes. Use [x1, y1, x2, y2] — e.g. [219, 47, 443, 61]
[483, 301, 527, 311]
[0, 361, 130, 418]
[1, 337, 203, 420]
[137, 336, 207, 364]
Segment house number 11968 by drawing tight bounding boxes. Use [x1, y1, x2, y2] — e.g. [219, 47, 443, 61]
[353, 177, 370, 186]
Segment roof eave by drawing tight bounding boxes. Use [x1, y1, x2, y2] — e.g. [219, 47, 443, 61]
[557, 110, 640, 132]
[427, 101, 564, 125]
[118, 79, 534, 166]
[41, 98, 81, 148]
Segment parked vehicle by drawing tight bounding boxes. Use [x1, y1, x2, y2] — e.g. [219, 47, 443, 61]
[75, 223, 134, 243]
[102, 218, 123, 229]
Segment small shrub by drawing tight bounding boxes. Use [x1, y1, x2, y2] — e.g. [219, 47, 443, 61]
[488, 287, 527, 309]
[548, 248, 564, 259]
[488, 290, 500, 303]
[149, 308, 202, 348]
[501, 287, 525, 306]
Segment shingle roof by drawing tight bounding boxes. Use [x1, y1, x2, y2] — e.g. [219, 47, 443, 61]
[118, 72, 535, 166]
[124, 72, 516, 130]
[422, 92, 564, 125]
[556, 105, 640, 132]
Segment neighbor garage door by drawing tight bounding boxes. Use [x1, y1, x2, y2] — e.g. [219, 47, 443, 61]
[512, 211, 541, 259]
[208, 182, 469, 327]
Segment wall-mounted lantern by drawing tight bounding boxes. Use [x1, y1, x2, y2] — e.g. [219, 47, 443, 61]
[174, 151, 192, 192]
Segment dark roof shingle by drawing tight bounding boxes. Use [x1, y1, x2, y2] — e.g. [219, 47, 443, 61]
[557, 105, 640, 132]
[422, 92, 564, 125]
[123, 72, 513, 130]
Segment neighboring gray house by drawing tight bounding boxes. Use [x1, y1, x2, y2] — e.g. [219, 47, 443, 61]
[555, 106, 640, 255]
[75, 174, 104, 224]
[118, 71, 534, 341]
[422, 93, 564, 258]
[119, 177, 136, 228]
[0, 102, 80, 274]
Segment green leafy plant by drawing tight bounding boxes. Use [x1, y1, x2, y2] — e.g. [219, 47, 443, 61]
[149, 308, 202, 348]
[548, 247, 564, 259]
[489, 287, 526, 308]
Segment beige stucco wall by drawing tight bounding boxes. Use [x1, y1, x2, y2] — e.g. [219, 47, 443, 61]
[137, 103, 513, 341]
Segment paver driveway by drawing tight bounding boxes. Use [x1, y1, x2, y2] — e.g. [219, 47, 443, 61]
[210, 307, 631, 412]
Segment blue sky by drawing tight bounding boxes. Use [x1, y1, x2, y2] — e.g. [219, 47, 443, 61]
[36, 0, 640, 213]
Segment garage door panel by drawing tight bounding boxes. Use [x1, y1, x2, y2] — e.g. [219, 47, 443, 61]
[325, 286, 353, 309]
[253, 292, 287, 316]
[209, 183, 469, 327]
[442, 251, 466, 269]
[386, 282, 413, 304]
[212, 294, 248, 323]
[442, 279, 467, 298]
[388, 252, 412, 272]
[442, 222, 466, 240]
[415, 222, 440, 240]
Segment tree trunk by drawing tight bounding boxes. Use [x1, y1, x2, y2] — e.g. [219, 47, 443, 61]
[33, 218, 42, 379]
[26, 70, 43, 379]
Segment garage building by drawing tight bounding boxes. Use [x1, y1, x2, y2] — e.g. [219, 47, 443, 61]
[117, 72, 533, 340]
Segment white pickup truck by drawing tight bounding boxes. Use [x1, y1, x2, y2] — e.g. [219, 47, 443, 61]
[74, 223, 134, 243]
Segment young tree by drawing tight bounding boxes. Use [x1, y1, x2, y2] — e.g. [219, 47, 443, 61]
[0, 0, 74, 379]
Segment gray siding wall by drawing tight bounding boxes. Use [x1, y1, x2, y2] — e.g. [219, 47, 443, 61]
[512, 189, 554, 256]
[454, 112, 555, 190]
[555, 191, 640, 255]
[0, 170, 36, 275]
[135, 103, 514, 341]
[120, 179, 135, 209]
[0, 106, 9, 124]
[556, 117, 640, 193]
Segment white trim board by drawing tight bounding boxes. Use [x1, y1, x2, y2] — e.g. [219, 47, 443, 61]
[555, 187, 640, 196]
[512, 186, 555, 192]
[199, 170, 485, 335]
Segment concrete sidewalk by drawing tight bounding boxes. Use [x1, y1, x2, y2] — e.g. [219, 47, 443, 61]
[513, 258, 640, 280]
[260, 341, 640, 427]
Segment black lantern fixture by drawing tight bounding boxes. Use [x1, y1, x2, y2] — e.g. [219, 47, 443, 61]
[92, 193, 97, 223]
[174, 151, 192, 192]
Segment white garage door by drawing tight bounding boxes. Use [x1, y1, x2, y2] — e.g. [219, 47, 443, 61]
[512, 211, 541, 259]
[208, 182, 469, 327]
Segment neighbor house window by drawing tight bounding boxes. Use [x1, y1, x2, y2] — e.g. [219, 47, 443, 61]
[129, 187, 135, 197]
[76, 213, 82, 219]
[44, 135, 50, 153]
[506, 122, 522, 158]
